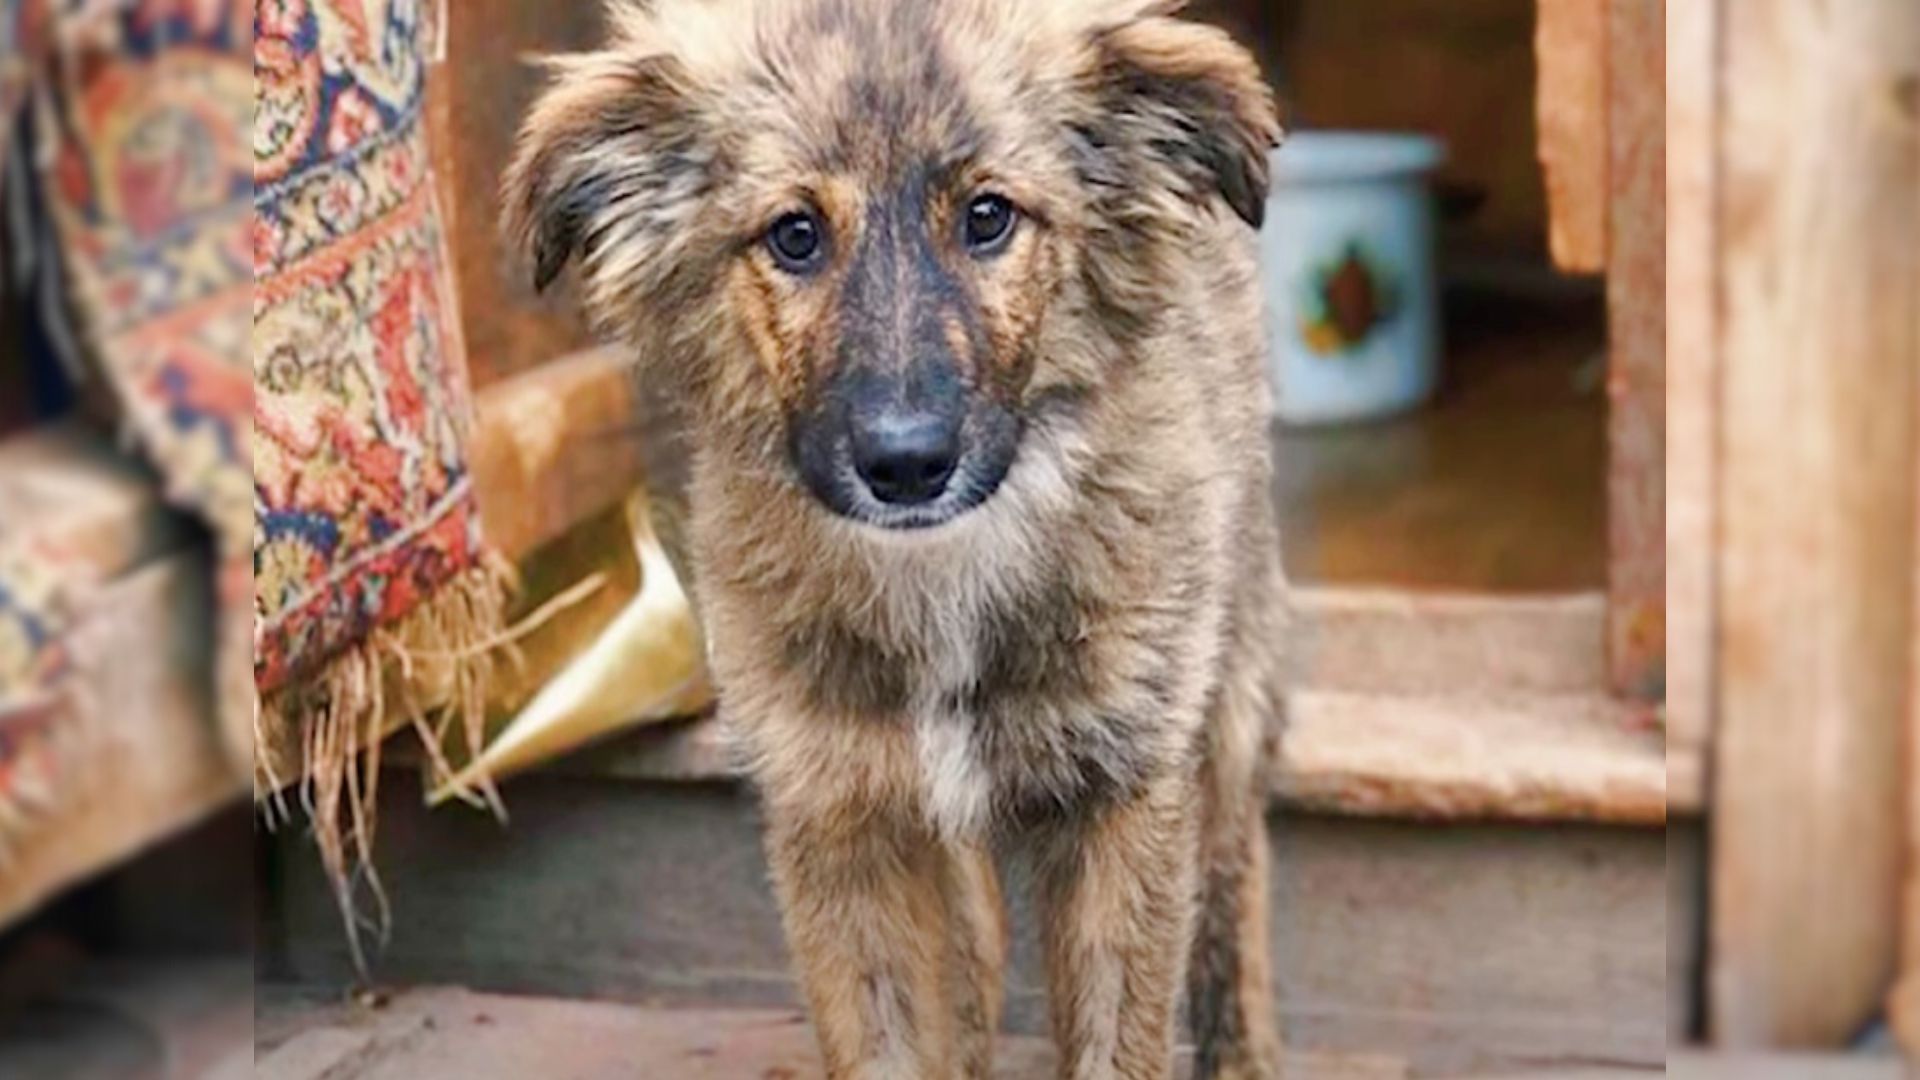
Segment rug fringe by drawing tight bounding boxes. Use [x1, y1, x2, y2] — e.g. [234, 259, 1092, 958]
[254, 554, 514, 977]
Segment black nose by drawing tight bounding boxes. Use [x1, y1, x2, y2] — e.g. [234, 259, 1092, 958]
[850, 408, 962, 505]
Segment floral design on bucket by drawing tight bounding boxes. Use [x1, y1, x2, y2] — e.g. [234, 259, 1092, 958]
[1297, 241, 1400, 357]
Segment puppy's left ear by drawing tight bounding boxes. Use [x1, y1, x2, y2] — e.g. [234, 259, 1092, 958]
[501, 49, 703, 295]
[1083, 16, 1281, 228]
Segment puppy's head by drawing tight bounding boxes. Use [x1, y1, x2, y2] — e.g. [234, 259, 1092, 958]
[505, 0, 1278, 531]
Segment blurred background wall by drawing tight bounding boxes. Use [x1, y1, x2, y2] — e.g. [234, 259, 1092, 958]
[1198, 0, 1550, 264]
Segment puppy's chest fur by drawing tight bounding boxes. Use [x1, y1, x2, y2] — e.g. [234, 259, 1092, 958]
[772, 536, 1229, 840]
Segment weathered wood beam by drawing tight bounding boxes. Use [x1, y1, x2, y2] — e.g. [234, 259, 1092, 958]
[1668, 1053, 1904, 1080]
[570, 687, 1666, 828]
[0, 554, 242, 928]
[1604, 0, 1667, 702]
[1711, 0, 1920, 1046]
[1535, 0, 1609, 274]
[1286, 587, 1606, 697]
[0, 423, 191, 578]
[1898, 58, 1920, 1066]
[1664, 0, 1717, 757]
[1277, 688, 1663, 825]
[469, 347, 644, 561]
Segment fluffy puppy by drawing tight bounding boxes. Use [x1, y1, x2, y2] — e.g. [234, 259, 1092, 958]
[505, 2, 1285, 1076]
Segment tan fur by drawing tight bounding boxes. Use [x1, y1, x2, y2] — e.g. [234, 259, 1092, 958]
[506, 2, 1286, 1076]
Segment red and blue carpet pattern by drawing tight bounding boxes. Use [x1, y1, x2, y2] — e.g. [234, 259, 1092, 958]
[1, 0, 255, 841]
[44, 0, 253, 550]
[253, 0, 488, 694]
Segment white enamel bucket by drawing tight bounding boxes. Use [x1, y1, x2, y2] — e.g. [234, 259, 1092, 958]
[1259, 132, 1446, 425]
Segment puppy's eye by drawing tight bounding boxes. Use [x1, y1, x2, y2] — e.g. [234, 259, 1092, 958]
[963, 194, 1017, 255]
[767, 211, 825, 272]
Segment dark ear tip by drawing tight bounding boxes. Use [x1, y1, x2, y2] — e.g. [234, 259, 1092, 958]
[530, 233, 571, 293]
[1220, 160, 1267, 229]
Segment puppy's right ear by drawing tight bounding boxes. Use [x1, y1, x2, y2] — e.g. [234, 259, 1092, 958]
[501, 50, 701, 293]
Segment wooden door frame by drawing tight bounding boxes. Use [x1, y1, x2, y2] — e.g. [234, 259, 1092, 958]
[1707, 0, 1920, 1048]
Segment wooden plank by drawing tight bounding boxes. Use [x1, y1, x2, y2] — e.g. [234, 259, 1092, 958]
[1666, 1054, 1903, 1080]
[1663, 0, 1717, 753]
[1900, 128, 1920, 1062]
[1470, 1072, 1664, 1080]
[468, 348, 644, 561]
[1278, 689, 1664, 824]
[1711, 0, 1920, 1046]
[1667, 743, 1703, 817]
[480, 504, 644, 721]
[0, 423, 190, 579]
[1604, 0, 1667, 701]
[0, 554, 243, 929]
[256, 987, 1408, 1080]
[1286, 587, 1607, 697]
[573, 687, 1666, 827]
[1535, 0, 1609, 273]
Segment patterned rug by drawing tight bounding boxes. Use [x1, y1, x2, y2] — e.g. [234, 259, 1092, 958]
[0, 0, 503, 959]
[253, 0, 507, 968]
[39, 0, 255, 776]
[253, 0, 485, 694]
[0, 0, 254, 857]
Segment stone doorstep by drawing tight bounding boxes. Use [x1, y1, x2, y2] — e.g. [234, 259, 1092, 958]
[255, 983, 1663, 1080]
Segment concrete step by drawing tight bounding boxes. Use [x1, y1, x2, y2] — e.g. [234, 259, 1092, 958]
[261, 775, 1667, 1077]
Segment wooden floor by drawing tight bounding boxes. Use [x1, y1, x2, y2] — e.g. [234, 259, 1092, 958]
[0, 959, 1898, 1078]
[250, 984, 1909, 1078]
[254, 983, 1653, 1080]
[1275, 285, 1607, 593]
[1665, 1054, 1905, 1079]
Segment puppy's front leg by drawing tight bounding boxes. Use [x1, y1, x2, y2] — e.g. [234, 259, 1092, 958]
[764, 794, 958, 1079]
[1037, 773, 1201, 1080]
[939, 839, 1008, 1078]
